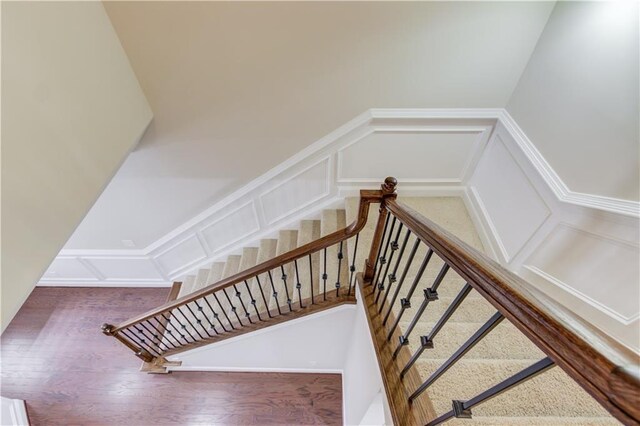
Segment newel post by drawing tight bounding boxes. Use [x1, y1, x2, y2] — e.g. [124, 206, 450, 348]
[101, 323, 154, 362]
[363, 177, 398, 282]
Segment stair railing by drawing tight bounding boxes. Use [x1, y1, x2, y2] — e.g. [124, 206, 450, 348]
[358, 187, 640, 426]
[102, 183, 396, 363]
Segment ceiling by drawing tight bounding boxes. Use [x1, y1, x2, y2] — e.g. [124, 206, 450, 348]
[65, 1, 555, 250]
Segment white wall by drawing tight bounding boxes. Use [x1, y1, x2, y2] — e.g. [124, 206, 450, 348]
[507, 1, 639, 202]
[1, 1, 152, 331]
[0, 397, 29, 426]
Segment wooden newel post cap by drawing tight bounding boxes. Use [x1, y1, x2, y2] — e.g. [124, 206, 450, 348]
[101, 323, 115, 335]
[381, 177, 398, 195]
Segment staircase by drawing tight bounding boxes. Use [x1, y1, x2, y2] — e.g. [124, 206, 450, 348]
[102, 178, 639, 426]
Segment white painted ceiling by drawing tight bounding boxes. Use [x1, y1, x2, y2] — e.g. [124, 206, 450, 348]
[65, 1, 555, 250]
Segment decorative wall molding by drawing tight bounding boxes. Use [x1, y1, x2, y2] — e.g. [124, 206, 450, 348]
[40, 108, 640, 346]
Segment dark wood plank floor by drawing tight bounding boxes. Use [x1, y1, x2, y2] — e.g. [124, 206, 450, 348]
[0, 287, 342, 425]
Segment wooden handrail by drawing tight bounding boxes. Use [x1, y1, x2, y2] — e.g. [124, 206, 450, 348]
[109, 186, 396, 332]
[384, 198, 640, 425]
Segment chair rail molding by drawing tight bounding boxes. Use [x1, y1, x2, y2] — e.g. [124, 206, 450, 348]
[40, 108, 640, 352]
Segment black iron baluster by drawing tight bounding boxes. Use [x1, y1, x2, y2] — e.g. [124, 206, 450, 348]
[401, 283, 473, 377]
[164, 312, 195, 343]
[193, 300, 218, 335]
[373, 217, 397, 297]
[222, 288, 244, 326]
[308, 253, 315, 304]
[426, 357, 555, 425]
[371, 213, 391, 287]
[294, 260, 304, 308]
[121, 328, 162, 357]
[232, 284, 253, 324]
[255, 275, 273, 318]
[244, 280, 262, 321]
[322, 248, 328, 301]
[379, 228, 411, 311]
[176, 306, 206, 340]
[212, 292, 235, 330]
[136, 323, 169, 353]
[202, 296, 229, 332]
[409, 311, 504, 402]
[387, 249, 434, 340]
[347, 233, 359, 296]
[139, 321, 173, 351]
[383, 237, 420, 323]
[280, 265, 293, 312]
[187, 301, 217, 337]
[335, 241, 344, 297]
[376, 223, 404, 303]
[392, 263, 450, 357]
[267, 270, 283, 316]
[168, 310, 198, 342]
[150, 316, 182, 348]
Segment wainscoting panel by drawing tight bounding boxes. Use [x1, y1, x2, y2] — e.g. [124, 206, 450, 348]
[154, 234, 208, 277]
[200, 201, 260, 254]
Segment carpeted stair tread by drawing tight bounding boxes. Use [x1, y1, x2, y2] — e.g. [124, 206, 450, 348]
[205, 262, 225, 288]
[297, 220, 321, 301]
[445, 417, 620, 425]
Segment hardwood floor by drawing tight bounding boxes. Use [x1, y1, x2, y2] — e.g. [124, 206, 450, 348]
[0, 287, 342, 425]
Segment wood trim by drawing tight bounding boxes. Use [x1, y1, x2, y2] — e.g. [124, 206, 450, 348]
[110, 189, 384, 331]
[385, 198, 640, 425]
[356, 273, 436, 425]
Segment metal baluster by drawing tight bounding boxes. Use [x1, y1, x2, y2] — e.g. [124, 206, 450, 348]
[376, 223, 404, 303]
[347, 233, 359, 296]
[370, 213, 391, 286]
[164, 312, 195, 343]
[383, 237, 420, 323]
[308, 253, 315, 304]
[280, 265, 293, 312]
[294, 259, 305, 308]
[379, 229, 411, 312]
[150, 316, 182, 348]
[121, 328, 162, 357]
[202, 296, 229, 332]
[136, 323, 169, 353]
[426, 358, 555, 425]
[244, 280, 262, 321]
[139, 321, 173, 351]
[373, 217, 397, 296]
[267, 270, 283, 316]
[335, 241, 344, 297]
[186, 302, 217, 337]
[409, 312, 504, 402]
[401, 283, 473, 377]
[232, 284, 253, 324]
[387, 249, 434, 340]
[322, 248, 328, 301]
[222, 288, 244, 326]
[212, 292, 236, 330]
[168, 310, 198, 342]
[176, 306, 206, 340]
[194, 298, 219, 334]
[255, 275, 273, 318]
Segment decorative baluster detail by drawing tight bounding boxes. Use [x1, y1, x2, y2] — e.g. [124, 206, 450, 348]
[347, 233, 359, 296]
[176, 306, 206, 340]
[135, 324, 168, 353]
[186, 301, 217, 337]
[121, 328, 162, 357]
[168, 310, 197, 342]
[369, 213, 391, 283]
[202, 296, 229, 332]
[308, 253, 315, 304]
[383, 237, 420, 322]
[379, 228, 411, 310]
[139, 321, 173, 351]
[254, 275, 273, 318]
[373, 216, 397, 296]
[244, 280, 263, 321]
[392, 287, 439, 359]
[212, 293, 235, 330]
[322, 248, 328, 301]
[280, 265, 293, 312]
[426, 358, 555, 426]
[222, 288, 244, 326]
[293, 260, 304, 308]
[335, 241, 344, 297]
[232, 284, 253, 324]
[401, 283, 472, 377]
[150, 316, 182, 348]
[164, 312, 195, 343]
[387, 249, 434, 340]
[409, 312, 504, 402]
[267, 270, 283, 316]
[376, 223, 404, 303]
